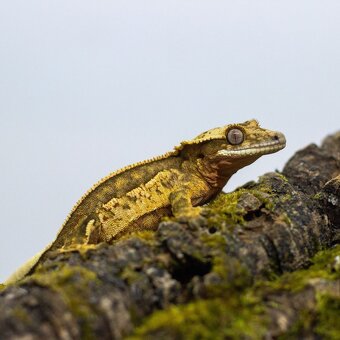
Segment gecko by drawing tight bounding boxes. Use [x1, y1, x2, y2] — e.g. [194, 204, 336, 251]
[5, 119, 286, 284]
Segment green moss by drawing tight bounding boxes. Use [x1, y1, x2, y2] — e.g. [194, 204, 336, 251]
[311, 192, 323, 200]
[274, 172, 289, 183]
[0, 283, 5, 291]
[279, 193, 293, 203]
[11, 306, 30, 324]
[262, 246, 340, 338]
[312, 246, 340, 277]
[129, 296, 267, 340]
[279, 212, 292, 226]
[315, 294, 340, 339]
[30, 265, 100, 339]
[210, 256, 252, 295]
[130, 245, 340, 339]
[278, 308, 316, 340]
[121, 266, 144, 284]
[207, 191, 246, 227]
[121, 230, 157, 244]
[275, 293, 340, 339]
[200, 232, 248, 289]
[258, 245, 340, 293]
[207, 187, 275, 229]
[200, 232, 227, 250]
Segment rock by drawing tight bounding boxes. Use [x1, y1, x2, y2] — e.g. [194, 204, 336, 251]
[282, 132, 339, 196]
[0, 131, 339, 339]
[321, 175, 340, 234]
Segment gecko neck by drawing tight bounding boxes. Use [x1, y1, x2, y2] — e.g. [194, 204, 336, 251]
[196, 157, 234, 189]
[196, 154, 260, 189]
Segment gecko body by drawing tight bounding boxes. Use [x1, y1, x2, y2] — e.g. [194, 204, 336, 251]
[5, 120, 286, 283]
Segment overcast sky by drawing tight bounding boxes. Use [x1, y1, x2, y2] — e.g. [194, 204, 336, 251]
[0, 1, 339, 282]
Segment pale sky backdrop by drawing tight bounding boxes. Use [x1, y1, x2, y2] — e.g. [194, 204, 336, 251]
[0, 1, 339, 282]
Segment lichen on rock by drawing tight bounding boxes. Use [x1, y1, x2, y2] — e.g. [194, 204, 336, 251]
[0, 131, 339, 339]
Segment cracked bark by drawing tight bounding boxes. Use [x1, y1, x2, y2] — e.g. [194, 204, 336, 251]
[0, 132, 339, 339]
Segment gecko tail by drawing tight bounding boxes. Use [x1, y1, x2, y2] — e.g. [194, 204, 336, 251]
[3, 244, 51, 285]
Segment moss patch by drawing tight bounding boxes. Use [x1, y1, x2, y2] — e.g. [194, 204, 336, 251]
[29, 265, 100, 339]
[199, 232, 252, 295]
[257, 245, 340, 293]
[10, 306, 30, 325]
[120, 230, 157, 245]
[121, 266, 144, 285]
[259, 245, 340, 339]
[207, 187, 274, 229]
[129, 296, 267, 340]
[315, 293, 340, 339]
[129, 246, 340, 339]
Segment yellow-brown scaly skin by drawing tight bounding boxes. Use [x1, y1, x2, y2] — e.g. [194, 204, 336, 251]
[5, 120, 286, 283]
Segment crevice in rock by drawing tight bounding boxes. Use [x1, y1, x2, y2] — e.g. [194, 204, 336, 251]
[259, 233, 283, 276]
[170, 255, 212, 285]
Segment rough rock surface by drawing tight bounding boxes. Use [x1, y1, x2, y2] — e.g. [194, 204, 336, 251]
[0, 132, 339, 339]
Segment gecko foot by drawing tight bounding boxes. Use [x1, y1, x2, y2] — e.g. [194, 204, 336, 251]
[174, 207, 208, 228]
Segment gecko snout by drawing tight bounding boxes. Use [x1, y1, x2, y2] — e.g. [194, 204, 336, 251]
[272, 132, 286, 146]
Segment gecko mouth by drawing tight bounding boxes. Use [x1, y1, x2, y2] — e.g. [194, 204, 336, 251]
[217, 133, 286, 158]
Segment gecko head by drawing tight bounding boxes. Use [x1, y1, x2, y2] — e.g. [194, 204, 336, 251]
[176, 120, 286, 176]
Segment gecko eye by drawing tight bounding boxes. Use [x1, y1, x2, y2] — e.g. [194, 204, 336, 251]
[227, 128, 244, 145]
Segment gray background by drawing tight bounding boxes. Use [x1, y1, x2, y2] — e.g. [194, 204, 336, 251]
[0, 1, 339, 282]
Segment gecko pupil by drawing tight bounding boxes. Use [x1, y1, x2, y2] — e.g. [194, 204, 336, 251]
[227, 128, 244, 145]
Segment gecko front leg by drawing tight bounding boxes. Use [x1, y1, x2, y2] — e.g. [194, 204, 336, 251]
[169, 189, 203, 222]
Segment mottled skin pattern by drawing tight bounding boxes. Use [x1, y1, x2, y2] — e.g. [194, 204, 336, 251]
[5, 120, 286, 284]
